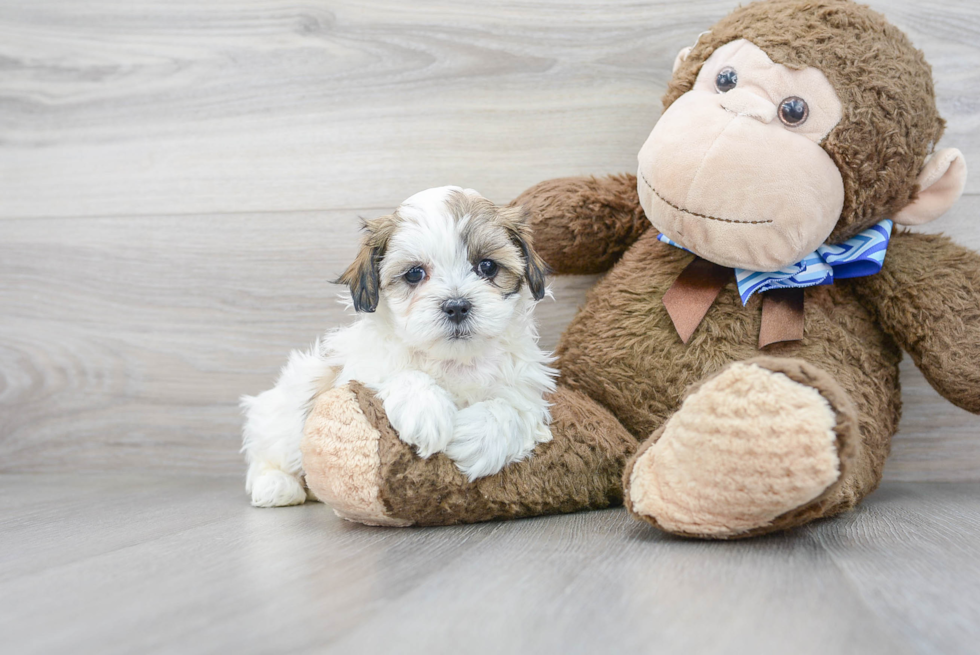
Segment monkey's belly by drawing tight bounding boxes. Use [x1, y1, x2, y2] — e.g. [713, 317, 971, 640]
[555, 232, 903, 444]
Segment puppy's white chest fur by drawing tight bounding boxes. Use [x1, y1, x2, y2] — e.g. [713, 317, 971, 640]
[421, 349, 505, 407]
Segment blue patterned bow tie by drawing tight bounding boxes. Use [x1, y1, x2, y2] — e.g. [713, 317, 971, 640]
[657, 219, 893, 304]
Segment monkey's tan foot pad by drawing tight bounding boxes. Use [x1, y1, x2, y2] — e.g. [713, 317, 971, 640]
[623, 357, 859, 539]
[301, 382, 413, 527]
[301, 383, 637, 527]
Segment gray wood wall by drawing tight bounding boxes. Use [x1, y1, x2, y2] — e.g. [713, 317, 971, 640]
[2, 0, 978, 479]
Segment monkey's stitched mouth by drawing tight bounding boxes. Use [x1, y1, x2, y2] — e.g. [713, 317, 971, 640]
[639, 171, 773, 225]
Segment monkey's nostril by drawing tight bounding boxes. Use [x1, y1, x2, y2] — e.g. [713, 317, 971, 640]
[442, 298, 472, 325]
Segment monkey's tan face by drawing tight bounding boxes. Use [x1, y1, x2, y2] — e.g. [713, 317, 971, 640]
[638, 40, 845, 271]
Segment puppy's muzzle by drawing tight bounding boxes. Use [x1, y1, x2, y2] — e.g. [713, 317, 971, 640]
[441, 298, 472, 325]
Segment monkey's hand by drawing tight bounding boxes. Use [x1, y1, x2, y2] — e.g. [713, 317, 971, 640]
[853, 230, 980, 414]
[510, 174, 650, 275]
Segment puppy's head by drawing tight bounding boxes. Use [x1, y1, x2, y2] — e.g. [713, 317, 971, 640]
[338, 186, 548, 356]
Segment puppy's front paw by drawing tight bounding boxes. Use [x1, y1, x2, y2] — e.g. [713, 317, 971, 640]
[379, 372, 457, 458]
[446, 401, 531, 481]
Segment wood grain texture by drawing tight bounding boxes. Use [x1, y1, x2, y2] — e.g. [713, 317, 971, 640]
[0, 0, 978, 478]
[0, 0, 977, 219]
[2, 474, 978, 655]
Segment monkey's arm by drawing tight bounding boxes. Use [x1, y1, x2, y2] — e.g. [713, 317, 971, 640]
[511, 174, 651, 275]
[851, 230, 980, 413]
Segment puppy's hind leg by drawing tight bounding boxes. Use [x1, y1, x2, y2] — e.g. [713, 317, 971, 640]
[241, 344, 336, 507]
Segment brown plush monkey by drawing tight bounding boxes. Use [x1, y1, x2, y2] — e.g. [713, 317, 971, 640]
[301, 0, 978, 538]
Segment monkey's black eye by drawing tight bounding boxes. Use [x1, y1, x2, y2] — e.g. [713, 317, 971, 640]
[779, 96, 809, 126]
[715, 67, 737, 92]
[476, 259, 498, 279]
[404, 266, 425, 284]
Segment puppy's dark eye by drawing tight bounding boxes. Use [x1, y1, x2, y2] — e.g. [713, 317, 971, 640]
[778, 97, 809, 126]
[715, 67, 737, 93]
[404, 266, 425, 284]
[476, 259, 498, 279]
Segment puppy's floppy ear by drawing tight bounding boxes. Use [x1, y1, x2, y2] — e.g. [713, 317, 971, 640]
[499, 205, 549, 301]
[337, 243, 381, 312]
[336, 214, 399, 312]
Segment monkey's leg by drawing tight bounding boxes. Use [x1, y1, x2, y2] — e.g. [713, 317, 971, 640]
[301, 382, 638, 526]
[623, 357, 885, 539]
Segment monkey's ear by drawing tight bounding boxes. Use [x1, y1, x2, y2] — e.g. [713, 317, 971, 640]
[893, 148, 967, 226]
[336, 214, 397, 312]
[672, 46, 692, 74]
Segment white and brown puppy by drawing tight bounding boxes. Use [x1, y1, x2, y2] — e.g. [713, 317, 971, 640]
[241, 186, 557, 507]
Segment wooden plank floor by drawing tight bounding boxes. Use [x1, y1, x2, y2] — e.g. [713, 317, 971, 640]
[1, 3, 979, 653]
[1, 474, 979, 655]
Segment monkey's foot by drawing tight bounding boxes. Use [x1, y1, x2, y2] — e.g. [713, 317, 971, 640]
[624, 357, 859, 539]
[301, 382, 636, 527]
[300, 383, 411, 526]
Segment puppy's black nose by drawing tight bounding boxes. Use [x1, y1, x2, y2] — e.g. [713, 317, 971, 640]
[442, 298, 472, 324]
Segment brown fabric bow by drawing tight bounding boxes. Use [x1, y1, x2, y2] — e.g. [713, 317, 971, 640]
[662, 257, 804, 348]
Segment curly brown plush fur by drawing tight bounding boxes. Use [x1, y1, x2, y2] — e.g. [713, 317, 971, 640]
[556, 230, 901, 508]
[302, 382, 638, 526]
[511, 174, 650, 275]
[665, 0, 944, 243]
[851, 231, 980, 413]
[302, 0, 978, 539]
